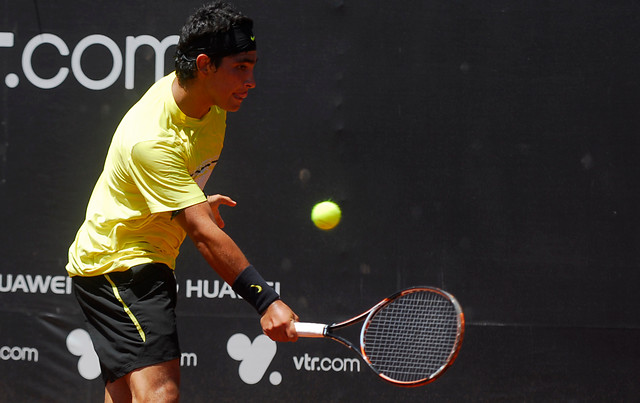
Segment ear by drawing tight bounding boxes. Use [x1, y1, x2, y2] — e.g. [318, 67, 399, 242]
[196, 54, 213, 74]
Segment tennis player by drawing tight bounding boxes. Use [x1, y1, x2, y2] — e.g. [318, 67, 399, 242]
[66, 2, 298, 401]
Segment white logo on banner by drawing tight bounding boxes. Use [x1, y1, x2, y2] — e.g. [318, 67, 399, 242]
[66, 329, 101, 380]
[0, 31, 178, 90]
[0, 345, 39, 362]
[227, 333, 281, 385]
[65, 328, 200, 380]
[0, 274, 72, 294]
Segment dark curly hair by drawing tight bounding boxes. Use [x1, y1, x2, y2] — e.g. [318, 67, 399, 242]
[174, 2, 253, 85]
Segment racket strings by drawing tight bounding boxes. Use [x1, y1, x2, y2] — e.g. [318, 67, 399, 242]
[362, 290, 460, 383]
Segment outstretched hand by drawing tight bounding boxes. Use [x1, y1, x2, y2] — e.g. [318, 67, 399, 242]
[206, 194, 237, 228]
[260, 300, 299, 342]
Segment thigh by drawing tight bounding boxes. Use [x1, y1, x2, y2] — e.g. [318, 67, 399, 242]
[128, 358, 180, 402]
[104, 377, 131, 403]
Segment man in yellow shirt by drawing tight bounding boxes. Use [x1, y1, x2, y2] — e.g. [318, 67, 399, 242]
[66, 2, 298, 401]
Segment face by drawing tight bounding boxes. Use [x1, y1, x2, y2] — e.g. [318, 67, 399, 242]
[205, 51, 257, 112]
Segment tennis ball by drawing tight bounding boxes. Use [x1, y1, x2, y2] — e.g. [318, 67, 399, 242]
[311, 201, 341, 230]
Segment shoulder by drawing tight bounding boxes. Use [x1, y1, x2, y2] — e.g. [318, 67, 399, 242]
[116, 76, 183, 145]
[131, 139, 185, 169]
[123, 73, 175, 123]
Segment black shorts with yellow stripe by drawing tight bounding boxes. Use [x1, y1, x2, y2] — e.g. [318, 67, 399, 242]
[72, 263, 180, 383]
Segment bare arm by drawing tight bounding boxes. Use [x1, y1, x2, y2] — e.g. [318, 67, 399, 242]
[174, 198, 248, 285]
[174, 196, 298, 341]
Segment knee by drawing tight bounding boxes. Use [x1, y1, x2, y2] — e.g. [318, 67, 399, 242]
[129, 359, 181, 402]
[154, 381, 180, 402]
[135, 380, 179, 403]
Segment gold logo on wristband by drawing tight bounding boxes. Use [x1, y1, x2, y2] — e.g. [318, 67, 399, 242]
[251, 284, 263, 293]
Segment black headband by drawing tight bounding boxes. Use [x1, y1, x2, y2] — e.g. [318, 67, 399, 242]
[178, 23, 256, 61]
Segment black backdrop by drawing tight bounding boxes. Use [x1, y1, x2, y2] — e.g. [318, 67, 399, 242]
[1, 1, 638, 401]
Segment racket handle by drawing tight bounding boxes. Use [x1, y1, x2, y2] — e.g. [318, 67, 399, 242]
[294, 322, 327, 338]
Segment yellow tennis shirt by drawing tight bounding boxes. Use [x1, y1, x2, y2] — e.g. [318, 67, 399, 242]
[67, 72, 226, 277]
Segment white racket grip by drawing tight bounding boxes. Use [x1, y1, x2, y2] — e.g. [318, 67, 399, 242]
[294, 322, 327, 338]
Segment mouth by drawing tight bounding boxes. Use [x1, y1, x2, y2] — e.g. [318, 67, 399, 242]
[233, 92, 248, 101]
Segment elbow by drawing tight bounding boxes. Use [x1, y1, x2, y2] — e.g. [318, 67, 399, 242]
[187, 220, 222, 251]
[188, 223, 216, 245]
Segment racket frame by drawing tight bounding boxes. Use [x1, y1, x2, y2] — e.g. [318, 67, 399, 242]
[295, 286, 465, 387]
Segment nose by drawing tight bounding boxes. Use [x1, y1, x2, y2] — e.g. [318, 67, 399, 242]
[245, 71, 256, 89]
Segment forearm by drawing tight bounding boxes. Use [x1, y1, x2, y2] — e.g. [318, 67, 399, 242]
[188, 215, 280, 314]
[175, 201, 249, 285]
[175, 201, 295, 331]
[192, 223, 250, 285]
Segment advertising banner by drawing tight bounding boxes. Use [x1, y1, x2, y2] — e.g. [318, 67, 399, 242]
[1, 1, 638, 401]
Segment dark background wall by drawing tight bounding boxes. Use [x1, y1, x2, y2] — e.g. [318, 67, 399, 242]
[1, 1, 638, 401]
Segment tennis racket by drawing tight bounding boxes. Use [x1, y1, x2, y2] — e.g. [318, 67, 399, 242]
[294, 286, 464, 387]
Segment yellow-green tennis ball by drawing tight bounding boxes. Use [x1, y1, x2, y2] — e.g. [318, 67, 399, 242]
[311, 201, 342, 230]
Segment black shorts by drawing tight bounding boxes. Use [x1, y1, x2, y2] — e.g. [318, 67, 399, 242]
[72, 263, 180, 383]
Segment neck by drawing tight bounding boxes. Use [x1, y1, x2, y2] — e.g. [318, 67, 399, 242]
[172, 77, 212, 119]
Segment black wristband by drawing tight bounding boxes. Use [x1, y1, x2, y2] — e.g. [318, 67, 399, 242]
[231, 265, 280, 315]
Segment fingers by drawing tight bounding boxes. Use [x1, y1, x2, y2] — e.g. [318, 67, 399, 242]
[285, 318, 299, 342]
[260, 300, 299, 342]
[211, 205, 225, 228]
[205, 194, 236, 228]
[219, 196, 237, 207]
[262, 319, 298, 342]
[213, 211, 225, 228]
[206, 194, 237, 207]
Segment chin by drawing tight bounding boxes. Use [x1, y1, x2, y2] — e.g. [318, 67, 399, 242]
[225, 104, 242, 112]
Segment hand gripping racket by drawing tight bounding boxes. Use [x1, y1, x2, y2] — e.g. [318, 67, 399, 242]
[294, 286, 465, 387]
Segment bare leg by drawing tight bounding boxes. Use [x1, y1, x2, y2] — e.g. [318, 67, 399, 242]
[128, 358, 180, 403]
[105, 376, 132, 403]
[103, 359, 180, 403]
